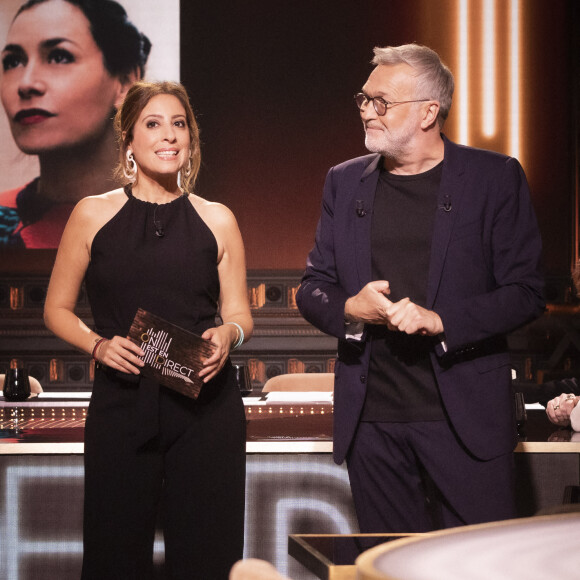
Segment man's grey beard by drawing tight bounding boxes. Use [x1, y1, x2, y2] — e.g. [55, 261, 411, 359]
[364, 132, 401, 160]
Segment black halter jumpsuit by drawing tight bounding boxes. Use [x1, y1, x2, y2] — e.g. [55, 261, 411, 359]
[82, 186, 246, 580]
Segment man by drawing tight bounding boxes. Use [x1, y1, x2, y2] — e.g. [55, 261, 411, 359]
[296, 44, 545, 533]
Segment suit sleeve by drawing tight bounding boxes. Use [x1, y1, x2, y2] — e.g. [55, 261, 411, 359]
[435, 157, 545, 353]
[296, 167, 353, 340]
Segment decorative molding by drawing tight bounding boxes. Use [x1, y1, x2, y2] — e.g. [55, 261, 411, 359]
[1, 270, 578, 391]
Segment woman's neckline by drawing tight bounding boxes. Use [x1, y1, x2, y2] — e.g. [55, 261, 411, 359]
[123, 183, 188, 206]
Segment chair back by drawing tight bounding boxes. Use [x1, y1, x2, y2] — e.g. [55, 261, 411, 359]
[262, 372, 334, 392]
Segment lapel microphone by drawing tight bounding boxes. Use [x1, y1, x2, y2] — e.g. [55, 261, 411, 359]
[356, 200, 366, 217]
[153, 205, 165, 237]
[441, 194, 452, 212]
[154, 220, 165, 237]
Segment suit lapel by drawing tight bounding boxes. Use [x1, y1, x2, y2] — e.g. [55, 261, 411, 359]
[354, 155, 381, 288]
[427, 136, 468, 308]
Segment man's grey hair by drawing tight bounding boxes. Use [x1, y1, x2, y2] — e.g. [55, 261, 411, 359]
[372, 43, 454, 127]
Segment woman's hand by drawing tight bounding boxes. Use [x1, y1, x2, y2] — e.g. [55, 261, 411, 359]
[199, 324, 238, 383]
[546, 393, 579, 427]
[95, 336, 145, 375]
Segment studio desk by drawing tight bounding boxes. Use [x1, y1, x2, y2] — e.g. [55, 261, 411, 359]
[1, 392, 580, 580]
[0, 392, 334, 454]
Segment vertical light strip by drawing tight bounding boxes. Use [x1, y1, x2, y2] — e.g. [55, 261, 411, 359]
[458, 0, 469, 144]
[509, 0, 520, 159]
[570, 101, 579, 283]
[482, 0, 496, 137]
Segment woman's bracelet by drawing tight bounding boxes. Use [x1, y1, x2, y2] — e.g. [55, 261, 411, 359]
[91, 337, 108, 361]
[225, 322, 244, 350]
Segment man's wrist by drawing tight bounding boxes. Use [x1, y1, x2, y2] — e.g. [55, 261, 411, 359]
[344, 297, 357, 323]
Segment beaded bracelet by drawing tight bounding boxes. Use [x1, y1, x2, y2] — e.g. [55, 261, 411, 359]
[91, 337, 108, 361]
[225, 322, 244, 350]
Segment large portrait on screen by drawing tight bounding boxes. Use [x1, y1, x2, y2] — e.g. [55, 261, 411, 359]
[0, 0, 179, 250]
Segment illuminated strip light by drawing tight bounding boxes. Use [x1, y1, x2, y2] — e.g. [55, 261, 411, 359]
[458, 0, 469, 144]
[482, 0, 496, 137]
[509, 0, 520, 159]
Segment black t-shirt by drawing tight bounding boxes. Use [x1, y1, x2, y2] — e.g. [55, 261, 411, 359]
[361, 161, 446, 422]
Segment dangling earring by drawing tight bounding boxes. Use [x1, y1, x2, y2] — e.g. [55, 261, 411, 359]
[124, 149, 137, 180]
[183, 158, 192, 177]
[179, 158, 192, 191]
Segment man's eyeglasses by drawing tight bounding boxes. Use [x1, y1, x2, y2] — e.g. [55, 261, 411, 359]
[354, 92, 430, 116]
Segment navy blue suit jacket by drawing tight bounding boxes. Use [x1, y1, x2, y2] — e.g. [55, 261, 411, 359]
[296, 135, 545, 464]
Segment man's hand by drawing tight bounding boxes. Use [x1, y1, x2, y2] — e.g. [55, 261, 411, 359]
[345, 281, 443, 336]
[344, 281, 391, 324]
[383, 297, 444, 336]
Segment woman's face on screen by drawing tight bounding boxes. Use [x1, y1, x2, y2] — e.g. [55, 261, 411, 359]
[0, 0, 125, 155]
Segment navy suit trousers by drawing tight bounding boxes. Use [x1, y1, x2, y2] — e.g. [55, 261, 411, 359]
[346, 420, 516, 533]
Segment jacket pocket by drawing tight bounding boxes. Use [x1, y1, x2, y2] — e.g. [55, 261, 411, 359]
[473, 352, 510, 373]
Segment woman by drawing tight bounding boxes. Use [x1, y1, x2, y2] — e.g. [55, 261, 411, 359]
[44, 80, 253, 579]
[0, 0, 150, 248]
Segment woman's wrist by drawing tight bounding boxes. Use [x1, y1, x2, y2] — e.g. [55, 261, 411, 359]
[224, 322, 244, 350]
[91, 337, 108, 361]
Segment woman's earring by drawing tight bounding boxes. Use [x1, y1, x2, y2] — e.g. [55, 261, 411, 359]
[124, 149, 137, 180]
[179, 158, 192, 189]
[183, 158, 192, 177]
